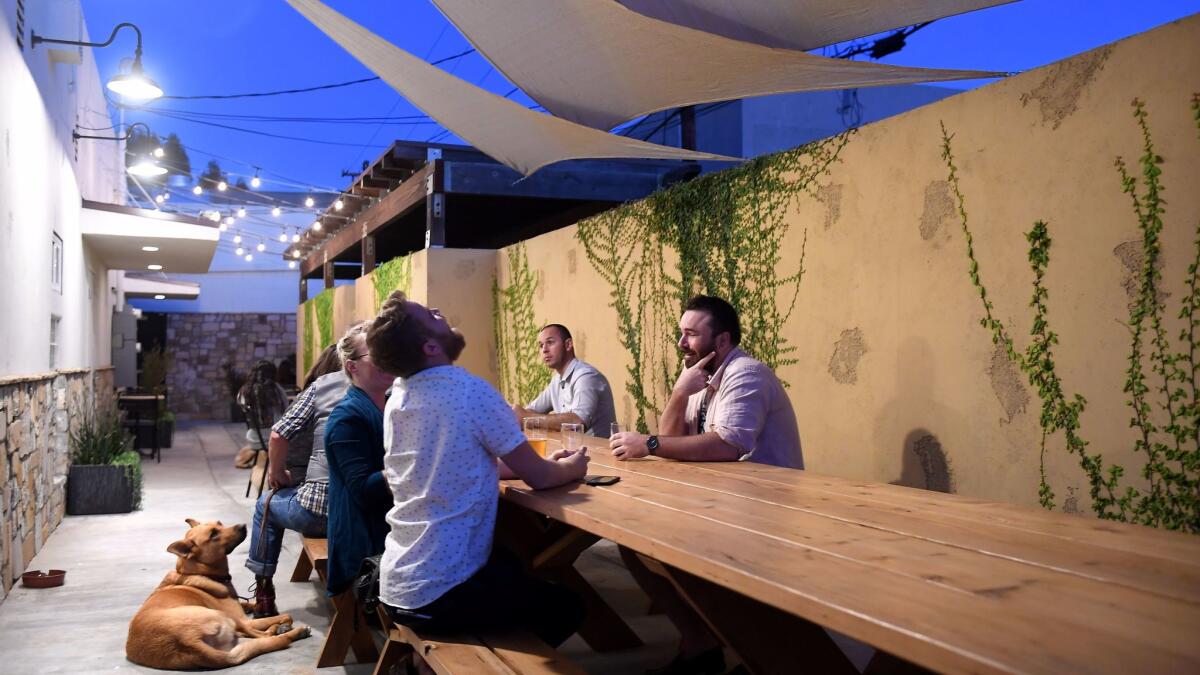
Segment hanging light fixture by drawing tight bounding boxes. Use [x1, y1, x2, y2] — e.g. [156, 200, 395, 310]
[153, 147, 164, 158]
[33, 23, 164, 100]
[251, 169, 262, 189]
[73, 122, 167, 176]
[233, 233, 242, 244]
[244, 254, 254, 262]
[278, 231, 288, 243]
[305, 195, 315, 208]
[193, 185, 203, 195]
[235, 246, 244, 256]
[271, 206, 281, 217]
[256, 241, 266, 253]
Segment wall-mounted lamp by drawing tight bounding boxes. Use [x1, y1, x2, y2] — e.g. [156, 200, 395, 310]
[32, 22, 163, 100]
[73, 122, 167, 176]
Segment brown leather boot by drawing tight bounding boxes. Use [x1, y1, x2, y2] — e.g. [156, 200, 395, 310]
[252, 575, 279, 618]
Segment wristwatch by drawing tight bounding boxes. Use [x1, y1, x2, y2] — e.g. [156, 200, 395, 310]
[646, 435, 659, 456]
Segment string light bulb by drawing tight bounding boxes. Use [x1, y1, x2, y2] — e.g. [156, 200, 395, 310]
[271, 206, 281, 217]
[217, 181, 227, 191]
[278, 231, 288, 243]
[256, 241, 266, 253]
[218, 222, 228, 232]
[244, 254, 253, 262]
[334, 199, 343, 210]
[154, 194, 164, 204]
[251, 170, 261, 189]
[223, 216, 234, 226]
[162, 192, 170, 201]
[292, 250, 301, 259]
[292, 229, 300, 243]
[288, 261, 296, 269]
[192, 185, 202, 195]
[235, 246, 244, 256]
[305, 195, 314, 208]
[312, 220, 322, 231]
[237, 207, 246, 218]
[233, 234, 242, 244]
[207, 211, 221, 222]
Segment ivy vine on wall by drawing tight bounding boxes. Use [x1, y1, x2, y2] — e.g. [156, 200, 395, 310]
[942, 95, 1200, 533]
[302, 300, 315, 376]
[576, 132, 851, 432]
[313, 288, 335, 352]
[492, 242, 550, 405]
[373, 254, 413, 313]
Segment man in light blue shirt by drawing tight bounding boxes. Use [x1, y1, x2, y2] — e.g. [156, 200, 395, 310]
[512, 324, 617, 437]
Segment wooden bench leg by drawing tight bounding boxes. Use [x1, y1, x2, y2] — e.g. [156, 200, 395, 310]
[372, 631, 414, 675]
[317, 591, 380, 667]
[663, 565, 858, 675]
[290, 548, 314, 582]
[544, 565, 643, 652]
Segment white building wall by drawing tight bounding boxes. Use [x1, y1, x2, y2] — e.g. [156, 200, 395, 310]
[0, 0, 124, 377]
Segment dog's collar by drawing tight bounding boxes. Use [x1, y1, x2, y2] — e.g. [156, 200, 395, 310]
[202, 573, 233, 583]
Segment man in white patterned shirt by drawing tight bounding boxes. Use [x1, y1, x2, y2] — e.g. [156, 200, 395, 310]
[367, 292, 588, 648]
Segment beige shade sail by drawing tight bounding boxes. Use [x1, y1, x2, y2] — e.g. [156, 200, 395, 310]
[616, 0, 1014, 51]
[430, 0, 1008, 130]
[285, 0, 737, 177]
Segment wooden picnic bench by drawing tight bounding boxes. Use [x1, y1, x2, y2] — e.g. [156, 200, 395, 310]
[373, 606, 586, 675]
[288, 535, 377, 668]
[497, 431, 1200, 675]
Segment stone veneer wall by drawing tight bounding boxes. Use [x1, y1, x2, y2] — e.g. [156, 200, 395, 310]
[1, 367, 113, 599]
[166, 313, 297, 420]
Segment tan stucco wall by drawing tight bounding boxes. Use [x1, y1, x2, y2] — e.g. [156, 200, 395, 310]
[299, 16, 1198, 513]
[331, 284, 358, 344]
[499, 16, 1200, 511]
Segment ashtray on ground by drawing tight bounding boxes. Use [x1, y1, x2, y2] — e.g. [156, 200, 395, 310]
[21, 569, 66, 588]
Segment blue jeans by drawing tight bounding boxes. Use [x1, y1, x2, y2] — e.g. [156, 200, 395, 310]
[245, 487, 327, 578]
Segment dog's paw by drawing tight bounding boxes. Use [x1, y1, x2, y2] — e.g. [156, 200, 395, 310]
[276, 623, 292, 635]
[291, 625, 312, 640]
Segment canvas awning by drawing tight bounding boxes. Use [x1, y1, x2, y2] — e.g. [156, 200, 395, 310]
[429, 0, 1008, 130]
[286, 0, 738, 176]
[615, 0, 1013, 52]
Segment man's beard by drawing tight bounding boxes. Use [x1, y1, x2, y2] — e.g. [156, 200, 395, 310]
[441, 329, 466, 362]
[682, 346, 715, 370]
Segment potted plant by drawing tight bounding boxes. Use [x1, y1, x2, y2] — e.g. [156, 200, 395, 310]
[157, 410, 176, 448]
[66, 404, 144, 515]
[223, 363, 247, 423]
[141, 347, 174, 448]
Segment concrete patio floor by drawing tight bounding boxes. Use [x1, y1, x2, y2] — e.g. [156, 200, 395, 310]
[0, 421, 683, 674]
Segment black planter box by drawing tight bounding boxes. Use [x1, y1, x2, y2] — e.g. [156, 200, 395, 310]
[67, 464, 134, 515]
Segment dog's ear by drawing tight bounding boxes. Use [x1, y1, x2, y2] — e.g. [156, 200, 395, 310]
[185, 518, 200, 527]
[167, 539, 195, 558]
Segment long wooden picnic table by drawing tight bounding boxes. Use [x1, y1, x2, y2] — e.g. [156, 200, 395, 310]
[499, 432, 1200, 674]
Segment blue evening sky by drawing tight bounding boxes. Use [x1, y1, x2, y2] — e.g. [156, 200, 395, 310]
[84, 0, 1200, 195]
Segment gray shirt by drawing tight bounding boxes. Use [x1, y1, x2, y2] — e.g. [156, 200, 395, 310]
[527, 358, 617, 437]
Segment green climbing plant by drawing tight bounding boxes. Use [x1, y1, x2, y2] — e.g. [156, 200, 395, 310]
[492, 242, 550, 405]
[373, 254, 413, 312]
[302, 300, 315, 376]
[313, 288, 335, 351]
[942, 95, 1200, 532]
[577, 132, 851, 431]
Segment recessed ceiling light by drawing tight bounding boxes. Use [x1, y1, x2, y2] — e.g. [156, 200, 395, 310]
[147, 264, 163, 270]
[153, 294, 166, 300]
[142, 246, 159, 252]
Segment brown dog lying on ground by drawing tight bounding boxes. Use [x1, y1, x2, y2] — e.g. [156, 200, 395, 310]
[126, 518, 311, 669]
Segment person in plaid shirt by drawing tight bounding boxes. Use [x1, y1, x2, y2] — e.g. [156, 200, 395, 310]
[243, 328, 361, 617]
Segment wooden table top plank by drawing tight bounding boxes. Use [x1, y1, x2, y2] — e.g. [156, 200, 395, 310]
[685, 458, 1198, 565]
[500, 480, 1200, 674]
[590, 471, 1199, 656]
[578, 450, 1200, 604]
